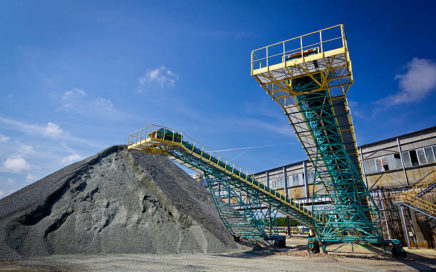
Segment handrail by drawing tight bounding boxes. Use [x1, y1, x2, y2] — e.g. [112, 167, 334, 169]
[129, 124, 251, 179]
[252, 24, 343, 51]
[251, 24, 345, 73]
[406, 171, 436, 197]
[394, 193, 436, 215]
[128, 124, 320, 223]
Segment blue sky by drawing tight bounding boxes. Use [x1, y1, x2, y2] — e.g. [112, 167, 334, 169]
[1, 0, 436, 198]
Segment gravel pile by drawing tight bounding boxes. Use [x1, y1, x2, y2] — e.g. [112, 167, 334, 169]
[0, 145, 237, 259]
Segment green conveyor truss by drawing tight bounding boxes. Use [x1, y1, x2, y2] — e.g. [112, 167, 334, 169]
[128, 126, 315, 245]
[295, 86, 383, 246]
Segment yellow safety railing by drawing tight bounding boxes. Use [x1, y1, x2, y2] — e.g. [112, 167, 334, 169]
[406, 171, 436, 197]
[129, 125, 255, 181]
[251, 24, 345, 73]
[128, 124, 320, 223]
[394, 193, 436, 216]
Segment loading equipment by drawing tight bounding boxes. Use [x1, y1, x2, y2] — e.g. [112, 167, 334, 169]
[128, 125, 320, 245]
[251, 24, 404, 255]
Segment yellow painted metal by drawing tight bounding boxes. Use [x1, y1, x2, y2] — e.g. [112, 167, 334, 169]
[128, 124, 320, 222]
[251, 24, 353, 97]
[250, 24, 361, 182]
[394, 193, 436, 216]
[407, 171, 436, 196]
[393, 171, 436, 216]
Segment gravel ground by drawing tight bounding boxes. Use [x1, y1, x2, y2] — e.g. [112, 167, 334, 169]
[0, 145, 237, 259]
[1, 245, 435, 272]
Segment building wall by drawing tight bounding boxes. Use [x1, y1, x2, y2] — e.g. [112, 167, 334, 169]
[255, 126, 436, 201]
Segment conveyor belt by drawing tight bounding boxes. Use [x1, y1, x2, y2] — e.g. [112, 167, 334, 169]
[128, 125, 320, 243]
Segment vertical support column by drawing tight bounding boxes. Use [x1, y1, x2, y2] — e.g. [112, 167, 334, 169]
[399, 205, 411, 249]
[406, 208, 418, 248]
[266, 171, 270, 188]
[283, 166, 290, 235]
[303, 161, 309, 199]
[397, 138, 410, 187]
[359, 147, 369, 188]
[266, 170, 272, 234]
[228, 186, 231, 205]
[378, 189, 391, 239]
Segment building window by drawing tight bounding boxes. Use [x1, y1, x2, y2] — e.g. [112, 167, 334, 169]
[307, 171, 315, 184]
[393, 153, 403, 168]
[272, 177, 284, 189]
[402, 151, 412, 168]
[375, 158, 383, 172]
[364, 159, 377, 174]
[433, 146, 436, 161]
[424, 146, 435, 163]
[417, 148, 427, 165]
[409, 150, 419, 166]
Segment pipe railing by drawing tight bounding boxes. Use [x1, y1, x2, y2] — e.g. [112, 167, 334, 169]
[251, 24, 345, 72]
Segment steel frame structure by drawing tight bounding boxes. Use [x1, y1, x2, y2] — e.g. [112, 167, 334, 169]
[128, 125, 317, 244]
[251, 25, 404, 254]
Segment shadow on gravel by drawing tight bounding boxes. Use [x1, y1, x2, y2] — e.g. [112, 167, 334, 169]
[318, 247, 436, 272]
[216, 244, 308, 259]
[396, 251, 436, 272]
[215, 249, 276, 259]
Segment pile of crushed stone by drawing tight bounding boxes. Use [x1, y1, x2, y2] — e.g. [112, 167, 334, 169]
[0, 145, 238, 259]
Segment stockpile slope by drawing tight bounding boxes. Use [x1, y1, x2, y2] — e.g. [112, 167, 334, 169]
[0, 145, 237, 259]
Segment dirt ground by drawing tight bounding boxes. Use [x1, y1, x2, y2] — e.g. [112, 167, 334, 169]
[1, 238, 435, 272]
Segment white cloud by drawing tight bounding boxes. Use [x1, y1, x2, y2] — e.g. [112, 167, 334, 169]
[0, 116, 102, 148]
[0, 133, 9, 143]
[25, 174, 37, 183]
[3, 156, 31, 173]
[44, 122, 64, 138]
[0, 179, 18, 198]
[61, 154, 83, 164]
[59, 89, 130, 121]
[138, 66, 179, 90]
[0, 117, 67, 139]
[62, 88, 87, 109]
[382, 58, 436, 105]
[18, 144, 34, 155]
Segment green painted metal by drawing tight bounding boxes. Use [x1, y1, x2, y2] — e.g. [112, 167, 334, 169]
[128, 126, 317, 244]
[156, 137, 283, 244]
[293, 75, 384, 250]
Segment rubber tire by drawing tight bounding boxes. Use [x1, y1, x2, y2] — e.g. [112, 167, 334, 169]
[307, 242, 320, 254]
[274, 237, 286, 248]
[392, 245, 407, 258]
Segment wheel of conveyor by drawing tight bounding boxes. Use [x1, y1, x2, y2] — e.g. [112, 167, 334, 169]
[307, 240, 320, 254]
[392, 245, 407, 258]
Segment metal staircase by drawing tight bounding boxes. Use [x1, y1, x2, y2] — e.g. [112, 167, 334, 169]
[394, 172, 436, 220]
[407, 171, 436, 198]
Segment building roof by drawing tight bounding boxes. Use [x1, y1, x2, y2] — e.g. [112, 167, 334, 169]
[359, 126, 436, 149]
